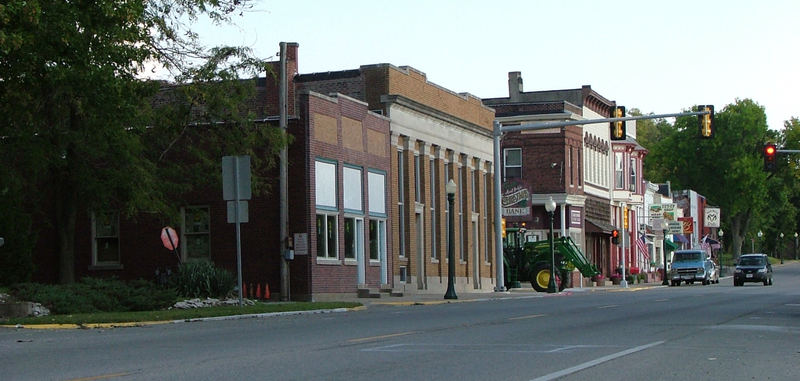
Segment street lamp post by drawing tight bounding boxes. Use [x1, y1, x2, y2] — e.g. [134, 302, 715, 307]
[780, 233, 784, 264]
[795, 232, 798, 260]
[718, 229, 724, 276]
[545, 197, 557, 294]
[444, 179, 458, 300]
[758, 230, 763, 253]
[661, 220, 670, 286]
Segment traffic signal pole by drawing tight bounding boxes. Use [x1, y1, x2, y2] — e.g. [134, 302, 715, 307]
[492, 110, 711, 293]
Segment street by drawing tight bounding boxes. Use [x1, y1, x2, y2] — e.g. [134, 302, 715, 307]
[2, 264, 800, 381]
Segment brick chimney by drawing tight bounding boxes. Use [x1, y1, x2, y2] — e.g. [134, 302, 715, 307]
[508, 71, 523, 101]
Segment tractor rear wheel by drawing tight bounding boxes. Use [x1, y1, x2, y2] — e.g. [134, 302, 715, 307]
[530, 263, 564, 292]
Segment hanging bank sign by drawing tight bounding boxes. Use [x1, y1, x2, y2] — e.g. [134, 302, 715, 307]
[502, 181, 531, 217]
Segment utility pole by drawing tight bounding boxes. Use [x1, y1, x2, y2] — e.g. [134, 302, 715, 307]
[279, 42, 290, 301]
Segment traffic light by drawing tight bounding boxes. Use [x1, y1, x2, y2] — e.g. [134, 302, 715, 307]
[501, 218, 507, 238]
[764, 143, 777, 172]
[611, 229, 620, 245]
[698, 105, 715, 139]
[610, 106, 626, 141]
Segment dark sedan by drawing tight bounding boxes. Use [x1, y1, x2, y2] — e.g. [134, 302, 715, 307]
[733, 254, 773, 286]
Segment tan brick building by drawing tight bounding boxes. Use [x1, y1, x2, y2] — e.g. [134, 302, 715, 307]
[298, 64, 498, 295]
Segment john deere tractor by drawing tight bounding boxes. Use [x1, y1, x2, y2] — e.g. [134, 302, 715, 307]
[504, 236, 600, 292]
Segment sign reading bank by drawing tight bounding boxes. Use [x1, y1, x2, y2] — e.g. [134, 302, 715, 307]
[502, 181, 531, 217]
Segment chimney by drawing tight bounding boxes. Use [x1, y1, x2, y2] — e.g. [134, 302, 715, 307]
[508, 71, 523, 101]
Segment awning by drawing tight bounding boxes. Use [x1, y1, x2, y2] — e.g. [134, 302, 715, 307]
[585, 218, 616, 234]
[673, 234, 690, 244]
[664, 239, 681, 251]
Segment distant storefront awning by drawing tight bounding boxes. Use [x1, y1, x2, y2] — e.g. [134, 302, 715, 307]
[673, 234, 690, 244]
[585, 218, 616, 234]
[664, 239, 681, 251]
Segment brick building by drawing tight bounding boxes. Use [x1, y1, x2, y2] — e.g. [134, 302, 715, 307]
[482, 72, 648, 280]
[297, 63, 498, 295]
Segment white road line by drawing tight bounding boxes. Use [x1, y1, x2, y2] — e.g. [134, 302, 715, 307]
[528, 341, 664, 381]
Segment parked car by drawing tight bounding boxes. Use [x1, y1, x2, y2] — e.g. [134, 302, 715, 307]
[669, 249, 717, 286]
[733, 254, 773, 286]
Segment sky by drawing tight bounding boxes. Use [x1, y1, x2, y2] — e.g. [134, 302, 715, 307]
[188, 0, 800, 129]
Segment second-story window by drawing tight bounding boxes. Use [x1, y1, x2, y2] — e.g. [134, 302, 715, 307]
[615, 152, 624, 189]
[629, 157, 637, 192]
[504, 148, 521, 179]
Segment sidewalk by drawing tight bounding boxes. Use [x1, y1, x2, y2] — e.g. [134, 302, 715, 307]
[356, 280, 665, 306]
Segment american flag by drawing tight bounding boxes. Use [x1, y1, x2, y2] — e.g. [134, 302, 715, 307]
[700, 235, 711, 256]
[636, 234, 649, 259]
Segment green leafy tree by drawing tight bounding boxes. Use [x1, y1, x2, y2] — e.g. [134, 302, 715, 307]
[641, 99, 775, 259]
[0, 1, 286, 284]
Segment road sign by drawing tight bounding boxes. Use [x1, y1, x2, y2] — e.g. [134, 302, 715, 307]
[161, 227, 179, 250]
[222, 156, 252, 201]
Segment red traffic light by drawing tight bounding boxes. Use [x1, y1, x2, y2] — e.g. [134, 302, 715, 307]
[764, 143, 777, 172]
[611, 229, 620, 244]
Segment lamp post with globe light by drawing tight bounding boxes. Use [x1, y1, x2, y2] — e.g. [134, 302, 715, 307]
[444, 179, 458, 300]
[780, 233, 784, 264]
[795, 232, 798, 260]
[718, 229, 724, 276]
[545, 197, 557, 294]
[758, 230, 763, 253]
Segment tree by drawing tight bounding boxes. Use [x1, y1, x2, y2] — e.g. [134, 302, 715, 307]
[641, 99, 775, 259]
[0, 1, 286, 284]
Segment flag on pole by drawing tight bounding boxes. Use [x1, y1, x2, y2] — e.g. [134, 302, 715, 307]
[700, 235, 711, 256]
[636, 234, 649, 259]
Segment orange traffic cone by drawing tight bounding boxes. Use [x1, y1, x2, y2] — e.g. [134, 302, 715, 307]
[264, 283, 270, 300]
[242, 282, 248, 298]
[256, 283, 262, 299]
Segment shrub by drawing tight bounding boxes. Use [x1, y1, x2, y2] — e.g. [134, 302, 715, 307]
[171, 261, 236, 299]
[9, 277, 176, 315]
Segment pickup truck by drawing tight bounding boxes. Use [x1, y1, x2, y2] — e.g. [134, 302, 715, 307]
[669, 249, 719, 286]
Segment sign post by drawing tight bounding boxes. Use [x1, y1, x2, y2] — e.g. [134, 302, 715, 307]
[222, 155, 252, 307]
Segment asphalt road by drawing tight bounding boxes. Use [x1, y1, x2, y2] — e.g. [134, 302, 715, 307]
[2, 263, 800, 381]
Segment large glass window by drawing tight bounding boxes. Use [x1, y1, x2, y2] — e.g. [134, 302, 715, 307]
[182, 206, 210, 261]
[430, 157, 438, 260]
[630, 157, 637, 192]
[92, 211, 120, 265]
[414, 154, 421, 203]
[368, 171, 386, 215]
[615, 152, 624, 189]
[504, 148, 521, 178]
[316, 160, 337, 208]
[343, 166, 363, 212]
[316, 214, 338, 259]
[369, 219, 385, 261]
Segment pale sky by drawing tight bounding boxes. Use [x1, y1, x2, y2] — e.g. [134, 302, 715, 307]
[191, 0, 800, 130]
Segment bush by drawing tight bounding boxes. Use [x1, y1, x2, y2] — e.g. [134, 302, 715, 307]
[9, 277, 176, 315]
[171, 261, 236, 299]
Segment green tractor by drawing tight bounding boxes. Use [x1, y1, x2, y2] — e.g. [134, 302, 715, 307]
[504, 236, 600, 292]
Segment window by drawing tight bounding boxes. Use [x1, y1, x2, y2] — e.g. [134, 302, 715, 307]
[182, 206, 210, 261]
[316, 214, 338, 259]
[92, 211, 120, 266]
[369, 219, 384, 261]
[471, 167, 477, 212]
[316, 160, 337, 208]
[344, 217, 357, 259]
[343, 166, 363, 212]
[615, 152, 624, 189]
[629, 157, 637, 192]
[398, 150, 406, 258]
[368, 171, 386, 215]
[430, 158, 438, 260]
[414, 154, 421, 203]
[504, 148, 521, 178]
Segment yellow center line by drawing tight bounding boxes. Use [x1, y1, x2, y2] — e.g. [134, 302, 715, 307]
[509, 314, 547, 320]
[65, 372, 133, 381]
[349, 331, 416, 343]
